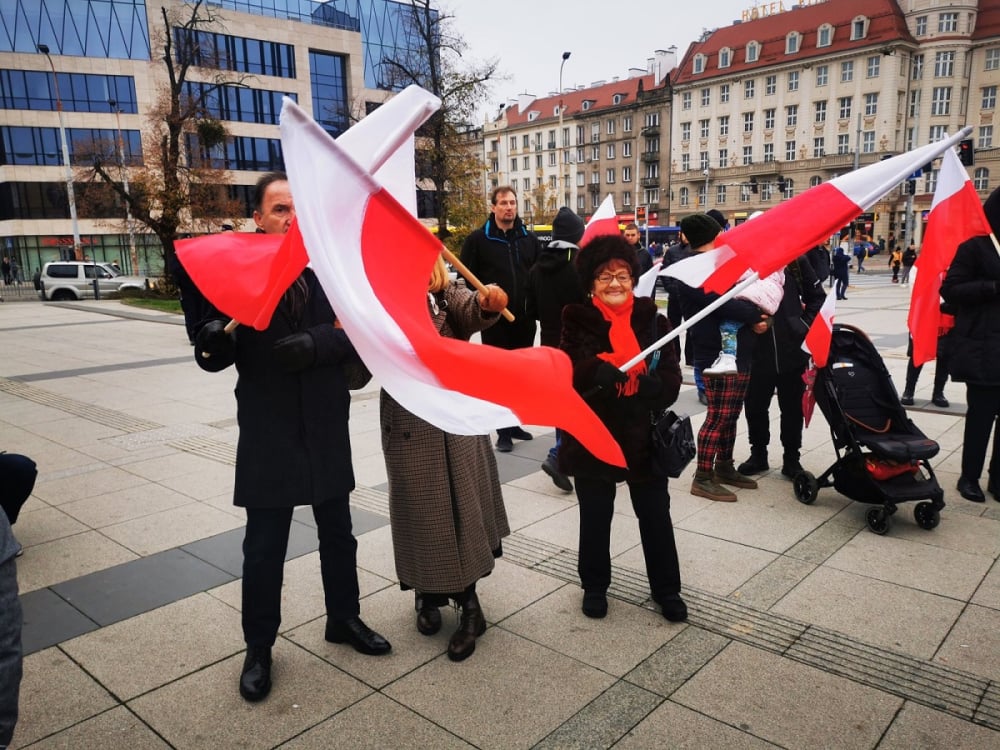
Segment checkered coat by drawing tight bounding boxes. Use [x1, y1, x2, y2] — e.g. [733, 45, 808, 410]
[380, 284, 510, 595]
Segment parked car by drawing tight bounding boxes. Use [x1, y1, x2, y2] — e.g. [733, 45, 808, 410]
[37, 261, 148, 301]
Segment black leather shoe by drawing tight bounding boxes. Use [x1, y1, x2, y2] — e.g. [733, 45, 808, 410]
[325, 616, 392, 655]
[957, 476, 986, 503]
[495, 435, 513, 453]
[581, 589, 608, 619]
[781, 460, 803, 479]
[658, 593, 688, 623]
[415, 593, 441, 636]
[900, 392, 914, 406]
[541, 456, 573, 492]
[931, 393, 949, 408]
[448, 592, 487, 661]
[989, 476, 1000, 502]
[509, 427, 534, 441]
[737, 451, 769, 475]
[239, 646, 272, 702]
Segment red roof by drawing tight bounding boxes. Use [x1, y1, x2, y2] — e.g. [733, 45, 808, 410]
[499, 73, 663, 127]
[673, 0, 914, 86]
[973, 3, 1000, 41]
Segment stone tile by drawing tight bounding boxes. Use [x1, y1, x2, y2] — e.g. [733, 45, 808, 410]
[824, 532, 992, 600]
[626, 625, 731, 697]
[128, 644, 371, 749]
[498, 483, 576, 532]
[519, 505, 640, 559]
[24, 416, 123, 447]
[61, 592, 244, 700]
[502, 584, 683, 676]
[278, 693, 473, 749]
[19, 587, 99, 654]
[616, 699, 781, 749]
[534, 681, 663, 750]
[99, 501, 246, 556]
[728, 555, 817, 611]
[15, 530, 138, 593]
[114, 451, 223, 482]
[30, 466, 149, 505]
[885, 508, 1000, 557]
[24, 705, 172, 749]
[475, 558, 567, 622]
[878, 701, 1000, 749]
[58, 483, 193, 528]
[13, 647, 117, 747]
[156, 462, 235, 501]
[353, 524, 399, 582]
[652, 529, 777, 596]
[972, 558, 1000, 611]
[12, 505, 88, 548]
[934, 604, 1000, 682]
[383, 628, 615, 749]
[784, 519, 861, 564]
[672, 642, 901, 749]
[770, 567, 964, 659]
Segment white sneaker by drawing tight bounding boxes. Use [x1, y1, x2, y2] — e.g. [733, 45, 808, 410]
[704, 352, 738, 376]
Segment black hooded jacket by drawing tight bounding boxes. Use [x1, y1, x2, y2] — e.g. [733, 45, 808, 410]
[526, 241, 585, 347]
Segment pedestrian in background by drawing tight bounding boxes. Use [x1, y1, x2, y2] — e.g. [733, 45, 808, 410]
[901, 242, 917, 285]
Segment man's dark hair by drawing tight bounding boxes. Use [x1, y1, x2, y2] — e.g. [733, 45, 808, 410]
[624, 223, 639, 232]
[253, 171, 289, 214]
[490, 185, 517, 204]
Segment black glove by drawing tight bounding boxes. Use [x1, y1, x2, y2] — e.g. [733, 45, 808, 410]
[636, 374, 663, 400]
[594, 361, 628, 392]
[272, 331, 316, 373]
[196, 320, 235, 358]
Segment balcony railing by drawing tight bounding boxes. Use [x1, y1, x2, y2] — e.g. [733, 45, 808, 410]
[641, 151, 660, 163]
[642, 125, 660, 136]
[641, 177, 660, 187]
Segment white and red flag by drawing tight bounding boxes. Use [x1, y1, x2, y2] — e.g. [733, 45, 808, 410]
[664, 130, 973, 293]
[907, 146, 992, 366]
[279, 98, 627, 468]
[634, 259, 663, 298]
[579, 195, 620, 246]
[803, 285, 838, 368]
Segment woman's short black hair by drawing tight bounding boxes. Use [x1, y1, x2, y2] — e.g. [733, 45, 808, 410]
[575, 235, 641, 289]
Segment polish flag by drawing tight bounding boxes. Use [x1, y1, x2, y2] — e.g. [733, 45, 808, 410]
[176, 86, 440, 329]
[579, 195, 620, 246]
[803, 286, 838, 368]
[907, 146, 992, 366]
[634, 259, 662, 298]
[279, 98, 627, 468]
[664, 130, 972, 293]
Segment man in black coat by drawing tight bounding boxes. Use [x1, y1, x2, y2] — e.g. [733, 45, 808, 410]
[940, 185, 1000, 503]
[737, 254, 825, 478]
[461, 185, 542, 452]
[194, 172, 390, 704]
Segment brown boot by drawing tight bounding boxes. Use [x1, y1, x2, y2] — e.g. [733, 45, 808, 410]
[448, 590, 487, 662]
[691, 470, 737, 502]
[415, 592, 441, 636]
[714, 460, 758, 489]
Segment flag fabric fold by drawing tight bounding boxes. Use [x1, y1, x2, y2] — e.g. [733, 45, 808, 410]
[803, 285, 837, 368]
[907, 146, 992, 366]
[579, 195, 621, 246]
[279, 98, 627, 468]
[634, 259, 662, 298]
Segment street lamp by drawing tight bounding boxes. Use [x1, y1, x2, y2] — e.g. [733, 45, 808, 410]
[558, 51, 571, 209]
[37, 44, 93, 297]
[109, 99, 138, 274]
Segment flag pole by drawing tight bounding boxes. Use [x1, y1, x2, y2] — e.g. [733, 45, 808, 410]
[440, 247, 516, 322]
[620, 271, 762, 372]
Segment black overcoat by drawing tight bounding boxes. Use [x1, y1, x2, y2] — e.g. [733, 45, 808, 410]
[940, 235, 1000, 386]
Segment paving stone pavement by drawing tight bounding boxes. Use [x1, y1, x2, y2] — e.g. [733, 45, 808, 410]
[2, 275, 1000, 749]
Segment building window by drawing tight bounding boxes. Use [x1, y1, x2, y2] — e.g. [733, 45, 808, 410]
[623, 141, 632, 157]
[549, 152, 557, 166]
[764, 108, 776, 129]
[814, 101, 827, 123]
[699, 119, 710, 138]
[716, 184, 727, 204]
[763, 143, 774, 162]
[590, 170, 600, 184]
[700, 88, 711, 107]
[681, 153, 690, 171]
[681, 122, 691, 141]
[851, 17, 867, 40]
[746, 41, 759, 63]
[840, 61, 853, 83]
[1, 125, 143, 166]
[763, 75, 775, 96]
[606, 119, 616, 135]
[816, 65, 828, 86]
[510, 158, 517, 172]
[781, 178, 794, 199]
[744, 79, 755, 99]
[938, 12, 958, 33]
[983, 86, 997, 110]
[912, 54, 924, 79]
[623, 165, 631, 182]
[589, 145, 599, 161]
[720, 48, 731, 68]
[864, 93, 878, 116]
[905, 127, 916, 150]
[924, 168, 938, 194]
[786, 105, 798, 127]
[915, 16, 927, 35]
[522, 156, 530, 169]
[838, 97, 852, 119]
[577, 195, 585, 211]
[693, 54, 705, 74]
[682, 91, 692, 110]
[788, 71, 799, 91]
[698, 185, 707, 206]
[743, 112, 754, 132]
[622, 191, 632, 206]
[719, 115, 730, 136]
[786, 32, 800, 54]
[810, 175, 822, 188]
[576, 173, 584, 187]
[699, 151, 709, 169]
[644, 188, 659, 206]
[837, 134, 850, 154]
[606, 143, 615, 159]
[867, 56, 880, 78]
[679, 187, 689, 206]
[0, 70, 138, 114]
[742, 145, 753, 165]
[592, 192, 601, 209]
[719, 85, 731, 105]
[974, 168, 990, 191]
[623, 115, 633, 132]
[978, 125, 993, 149]
[309, 50, 349, 136]
[987, 49, 1000, 71]
[509, 136, 516, 151]
[591, 123, 600, 143]
[929, 124, 946, 142]
[740, 183, 751, 203]
[645, 112, 660, 127]
[760, 181, 772, 201]
[818, 24, 832, 47]
[718, 148, 728, 167]
[813, 137, 825, 158]
[606, 168, 615, 184]
[785, 140, 796, 161]
[934, 51, 954, 77]
[538, 154, 545, 168]
[909, 89, 920, 117]
[931, 87, 952, 116]
[174, 28, 296, 78]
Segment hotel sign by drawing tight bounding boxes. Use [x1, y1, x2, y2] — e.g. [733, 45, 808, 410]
[742, 0, 828, 22]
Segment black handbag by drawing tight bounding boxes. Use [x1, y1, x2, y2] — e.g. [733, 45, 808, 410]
[650, 409, 696, 478]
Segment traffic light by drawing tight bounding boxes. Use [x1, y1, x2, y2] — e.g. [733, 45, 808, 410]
[958, 139, 975, 166]
[749, 176, 758, 194]
[776, 176, 787, 193]
[905, 179, 916, 195]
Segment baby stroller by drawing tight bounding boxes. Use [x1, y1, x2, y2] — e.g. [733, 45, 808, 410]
[793, 323, 945, 535]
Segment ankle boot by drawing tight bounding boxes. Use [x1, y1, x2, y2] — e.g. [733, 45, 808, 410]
[737, 449, 769, 475]
[448, 590, 487, 662]
[714, 460, 758, 489]
[781, 452, 803, 479]
[691, 469, 737, 502]
[415, 592, 442, 636]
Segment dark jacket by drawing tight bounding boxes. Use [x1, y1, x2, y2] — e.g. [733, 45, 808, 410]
[676, 283, 765, 371]
[902, 247, 917, 267]
[940, 236, 1000, 385]
[558, 296, 682, 482]
[461, 215, 541, 348]
[525, 240, 585, 347]
[832, 246, 850, 279]
[752, 256, 825, 374]
[661, 241, 694, 295]
[194, 270, 362, 508]
[632, 243, 654, 275]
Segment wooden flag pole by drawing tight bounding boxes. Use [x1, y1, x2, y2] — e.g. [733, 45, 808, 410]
[440, 247, 515, 322]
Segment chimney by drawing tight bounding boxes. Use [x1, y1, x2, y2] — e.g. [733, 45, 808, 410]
[517, 92, 536, 114]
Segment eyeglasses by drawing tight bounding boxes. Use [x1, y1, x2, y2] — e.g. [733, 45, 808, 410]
[595, 272, 633, 285]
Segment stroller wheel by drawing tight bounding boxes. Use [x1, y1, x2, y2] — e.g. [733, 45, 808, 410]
[793, 471, 819, 505]
[914, 501, 940, 530]
[866, 507, 890, 535]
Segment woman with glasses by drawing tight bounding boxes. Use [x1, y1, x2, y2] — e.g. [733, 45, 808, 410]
[558, 235, 687, 622]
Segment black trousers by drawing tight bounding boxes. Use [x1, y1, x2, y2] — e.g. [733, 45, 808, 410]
[242, 499, 359, 647]
[904, 334, 951, 395]
[962, 384, 1000, 481]
[0, 454, 36, 525]
[575, 474, 681, 602]
[744, 361, 805, 459]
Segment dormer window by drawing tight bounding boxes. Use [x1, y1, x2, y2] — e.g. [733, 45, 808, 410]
[851, 16, 868, 41]
[612, 93, 624, 105]
[786, 32, 800, 54]
[693, 54, 706, 74]
[553, 106, 560, 116]
[582, 100, 593, 111]
[746, 41, 760, 63]
[528, 111, 539, 121]
[817, 24, 833, 47]
[719, 47, 731, 68]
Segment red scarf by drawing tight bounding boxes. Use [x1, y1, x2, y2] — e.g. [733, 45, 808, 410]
[592, 295, 647, 395]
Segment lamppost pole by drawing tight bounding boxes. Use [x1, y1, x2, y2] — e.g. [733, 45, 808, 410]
[558, 51, 571, 210]
[109, 99, 138, 273]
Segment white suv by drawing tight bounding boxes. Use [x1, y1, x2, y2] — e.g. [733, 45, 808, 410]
[38, 262, 148, 301]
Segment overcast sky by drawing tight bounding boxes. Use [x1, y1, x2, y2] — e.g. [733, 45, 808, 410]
[445, 0, 756, 120]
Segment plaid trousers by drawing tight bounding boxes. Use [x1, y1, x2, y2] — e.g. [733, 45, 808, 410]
[697, 372, 751, 472]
